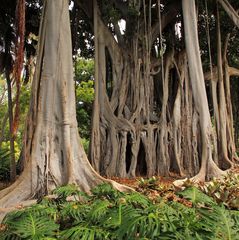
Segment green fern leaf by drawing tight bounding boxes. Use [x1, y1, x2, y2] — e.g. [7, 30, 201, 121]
[123, 192, 150, 208]
[177, 187, 215, 205]
[60, 202, 90, 222]
[53, 184, 88, 201]
[5, 213, 58, 239]
[87, 199, 111, 223]
[60, 224, 111, 240]
[199, 205, 239, 240]
[91, 183, 122, 201]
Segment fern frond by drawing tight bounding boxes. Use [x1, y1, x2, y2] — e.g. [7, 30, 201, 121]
[60, 224, 111, 240]
[177, 187, 215, 205]
[117, 205, 161, 239]
[103, 206, 122, 229]
[91, 183, 122, 201]
[123, 192, 150, 208]
[3, 213, 58, 239]
[87, 199, 111, 223]
[0, 232, 21, 240]
[198, 205, 239, 240]
[3, 204, 57, 224]
[59, 202, 90, 222]
[53, 184, 88, 201]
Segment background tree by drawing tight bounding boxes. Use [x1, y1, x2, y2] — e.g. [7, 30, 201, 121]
[85, 0, 239, 180]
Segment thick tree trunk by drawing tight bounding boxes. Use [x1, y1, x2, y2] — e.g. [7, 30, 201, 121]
[0, 0, 127, 214]
[89, 0, 238, 182]
[182, 0, 224, 181]
[91, 2, 207, 179]
[91, 7, 165, 178]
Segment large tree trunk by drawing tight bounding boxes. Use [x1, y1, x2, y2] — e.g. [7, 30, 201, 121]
[91, 5, 165, 178]
[182, 0, 224, 182]
[0, 0, 126, 214]
[91, 1, 206, 179]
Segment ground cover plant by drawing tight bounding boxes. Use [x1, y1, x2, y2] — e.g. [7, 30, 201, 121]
[1, 174, 239, 240]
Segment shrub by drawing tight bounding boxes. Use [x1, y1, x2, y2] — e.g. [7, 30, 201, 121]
[1, 183, 239, 239]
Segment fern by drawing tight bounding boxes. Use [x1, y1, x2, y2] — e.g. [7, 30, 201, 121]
[177, 187, 215, 205]
[198, 205, 239, 240]
[103, 206, 122, 229]
[87, 199, 111, 223]
[53, 184, 88, 201]
[59, 202, 90, 222]
[2, 213, 58, 239]
[123, 192, 150, 208]
[3, 204, 58, 225]
[91, 183, 122, 201]
[177, 187, 239, 239]
[60, 224, 111, 240]
[116, 204, 162, 239]
[2, 184, 239, 240]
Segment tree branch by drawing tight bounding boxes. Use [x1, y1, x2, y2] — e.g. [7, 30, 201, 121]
[75, 0, 93, 22]
[151, 1, 181, 43]
[218, 0, 239, 28]
[111, 0, 129, 18]
[204, 66, 239, 81]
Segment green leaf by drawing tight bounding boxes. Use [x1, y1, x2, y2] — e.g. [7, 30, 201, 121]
[4, 213, 58, 239]
[177, 187, 215, 205]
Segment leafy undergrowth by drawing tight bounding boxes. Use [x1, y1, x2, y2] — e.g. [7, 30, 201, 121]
[1, 175, 239, 240]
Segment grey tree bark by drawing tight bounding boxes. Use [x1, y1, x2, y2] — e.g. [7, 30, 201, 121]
[91, 1, 212, 179]
[0, 0, 127, 215]
[181, 0, 224, 182]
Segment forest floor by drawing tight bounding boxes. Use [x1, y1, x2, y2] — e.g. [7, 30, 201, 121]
[110, 174, 177, 187]
[0, 169, 239, 239]
[1, 166, 239, 192]
[111, 166, 239, 188]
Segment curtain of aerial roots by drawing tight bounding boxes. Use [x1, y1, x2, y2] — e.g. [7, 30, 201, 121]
[0, 0, 127, 210]
[91, 0, 239, 179]
[91, 3, 219, 179]
[204, 2, 237, 168]
[214, 5, 237, 166]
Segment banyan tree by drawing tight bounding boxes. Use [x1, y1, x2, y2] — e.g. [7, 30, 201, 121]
[84, 0, 239, 181]
[0, 0, 239, 212]
[0, 0, 127, 212]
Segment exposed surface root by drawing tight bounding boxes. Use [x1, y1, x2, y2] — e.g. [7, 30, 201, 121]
[0, 200, 36, 222]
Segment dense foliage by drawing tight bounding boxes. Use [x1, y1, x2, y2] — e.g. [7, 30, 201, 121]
[1, 177, 239, 239]
[75, 58, 94, 152]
